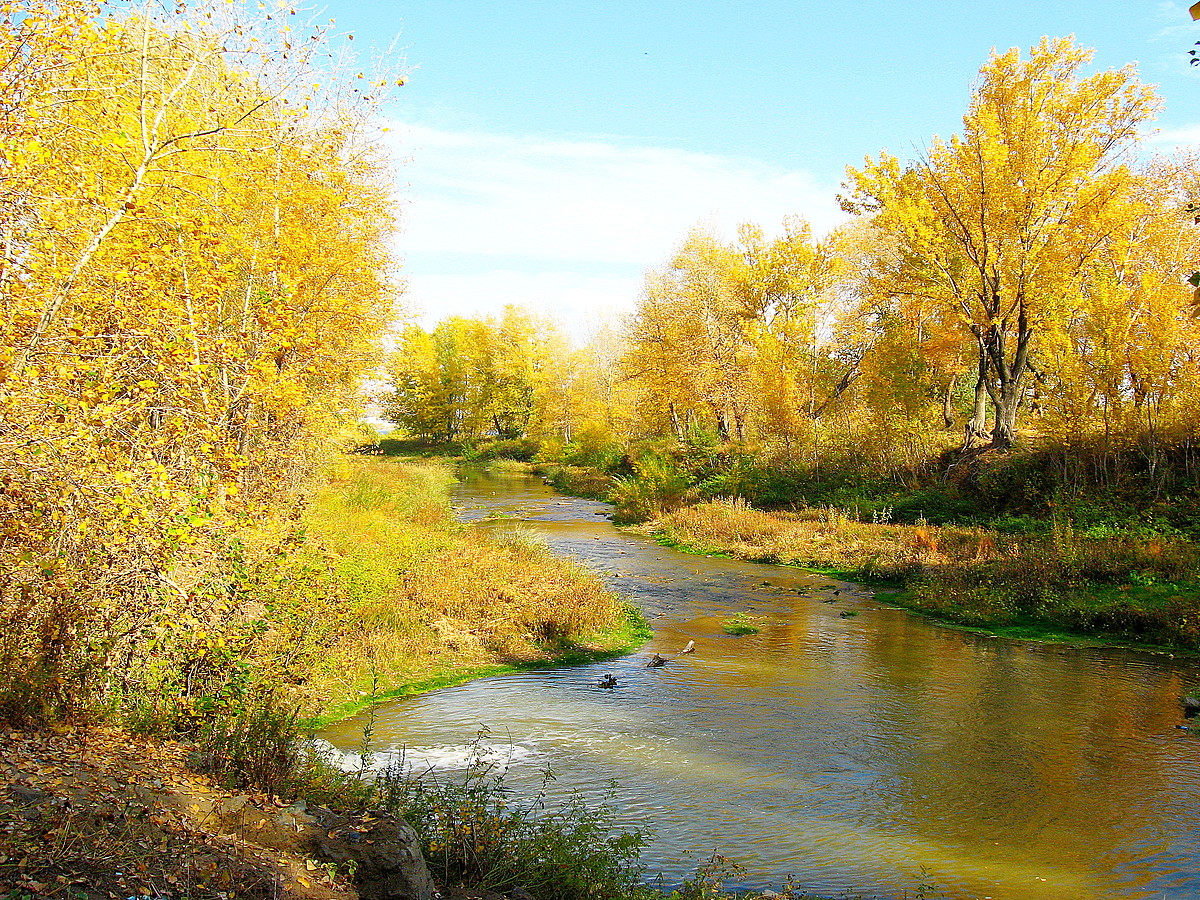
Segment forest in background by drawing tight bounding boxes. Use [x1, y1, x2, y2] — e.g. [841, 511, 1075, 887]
[386, 38, 1200, 534]
[383, 38, 1200, 650]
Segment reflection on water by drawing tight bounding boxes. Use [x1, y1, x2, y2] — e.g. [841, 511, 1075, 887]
[319, 469, 1200, 900]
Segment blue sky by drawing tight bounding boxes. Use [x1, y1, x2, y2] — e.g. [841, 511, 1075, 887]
[317, 1, 1200, 330]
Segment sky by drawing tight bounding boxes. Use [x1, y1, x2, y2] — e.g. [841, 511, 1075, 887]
[314, 1, 1200, 333]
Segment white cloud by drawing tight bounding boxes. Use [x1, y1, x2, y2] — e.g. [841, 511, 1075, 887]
[412, 269, 641, 334]
[383, 121, 846, 330]
[1149, 123, 1200, 149]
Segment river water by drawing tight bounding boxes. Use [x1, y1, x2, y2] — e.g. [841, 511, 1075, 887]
[319, 468, 1200, 899]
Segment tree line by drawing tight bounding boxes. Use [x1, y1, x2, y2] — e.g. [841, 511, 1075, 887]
[387, 38, 1200, 482]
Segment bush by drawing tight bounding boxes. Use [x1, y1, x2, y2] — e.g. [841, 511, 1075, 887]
[965, 449, 1060, 514]
[198, 689, 303, 795]
[610, 451, 695, 523]
[989, 514, 1048, 535]
[534, 463, 613, 500]
[378, 737, 653, 900]
[195, 686, 369, 807]
[563, 422, 625, 471]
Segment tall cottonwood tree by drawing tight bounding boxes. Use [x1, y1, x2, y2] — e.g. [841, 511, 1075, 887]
[734, 218, 841, 440]
[625, 229, 757, 441]
[843, 37, 1159, 449]
[1037, 162, 1200, 455]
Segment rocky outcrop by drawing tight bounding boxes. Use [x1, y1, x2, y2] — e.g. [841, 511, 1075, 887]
[214, 795, 435, 900]
[317, 815, 434, 900]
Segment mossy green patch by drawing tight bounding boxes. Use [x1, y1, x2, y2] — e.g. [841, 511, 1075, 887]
[722, 613, 760, 636]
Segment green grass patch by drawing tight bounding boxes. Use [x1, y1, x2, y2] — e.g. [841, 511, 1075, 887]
[307, 603, 653, 728]
[722, 613, 760, 636]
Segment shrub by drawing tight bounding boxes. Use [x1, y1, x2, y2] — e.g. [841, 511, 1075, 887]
[610, 451, 695, 523]
[534, 463, 613, 500]
[968, 449, 1060, 514]
[378, 737, 653, 900]
[563, 422, 624, 471]
[194, 687, 369, 807]
[990, 515, 1048, 535]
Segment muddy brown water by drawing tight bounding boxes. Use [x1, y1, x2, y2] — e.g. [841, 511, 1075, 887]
[319, 469, 1200, 899]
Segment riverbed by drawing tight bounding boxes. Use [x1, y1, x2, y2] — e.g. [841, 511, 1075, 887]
[318, 468, 1200, 899]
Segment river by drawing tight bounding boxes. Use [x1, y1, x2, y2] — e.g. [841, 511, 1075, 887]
[318, 468, 1200, 899]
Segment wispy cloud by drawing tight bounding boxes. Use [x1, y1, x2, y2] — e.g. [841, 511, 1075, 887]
[383, 122, 845, 329]
[408, 270, 641, 333]
[1147, 123, 1200, 149]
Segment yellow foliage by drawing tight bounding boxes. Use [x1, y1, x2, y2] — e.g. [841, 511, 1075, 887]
[0, 1, 400, 716]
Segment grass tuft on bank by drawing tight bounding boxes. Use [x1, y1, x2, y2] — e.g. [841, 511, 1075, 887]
[653, 497, 1200, 651]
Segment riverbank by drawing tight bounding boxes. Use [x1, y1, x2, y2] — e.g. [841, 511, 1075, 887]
[477, 455, 1200, 654]
[646, 497, 1200, 653]
[1, 718, 857, 900]
[282, 457, 650, 725]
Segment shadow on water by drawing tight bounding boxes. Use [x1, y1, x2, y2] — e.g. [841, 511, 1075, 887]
[319, 467, 1200, 900]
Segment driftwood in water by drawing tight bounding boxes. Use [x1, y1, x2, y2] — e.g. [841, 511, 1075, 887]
[645, 641, 695, 668]
[599, 673, 617, 689]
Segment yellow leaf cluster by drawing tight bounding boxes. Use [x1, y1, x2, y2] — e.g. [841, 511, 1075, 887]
[0, 0, 400, 713]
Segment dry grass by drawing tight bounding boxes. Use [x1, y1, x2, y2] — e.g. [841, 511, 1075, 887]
[254, 457, 631, 716]
[658, 497, 987, 578]
[655, 497, 1200, 647]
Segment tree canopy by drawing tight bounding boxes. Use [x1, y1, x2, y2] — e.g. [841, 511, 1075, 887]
[387, 37, 1200, 478]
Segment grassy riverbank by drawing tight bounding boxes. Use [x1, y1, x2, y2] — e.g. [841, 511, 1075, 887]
[267, 456, 649, 724]
[649, 497, 1200, 651]
[451, 441, 1200, 653]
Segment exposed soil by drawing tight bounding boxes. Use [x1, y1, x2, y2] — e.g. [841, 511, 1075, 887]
[0, 725, 499, 900]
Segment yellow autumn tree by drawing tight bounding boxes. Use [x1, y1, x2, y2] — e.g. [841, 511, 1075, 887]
[1036, 162, 1200, 454]
[0, 1, 400, 715]
[625, 228, 757, 442]
[732, 218, 840, 449]
[844, 37, 1160, 450]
